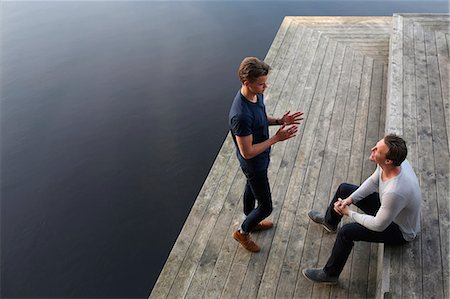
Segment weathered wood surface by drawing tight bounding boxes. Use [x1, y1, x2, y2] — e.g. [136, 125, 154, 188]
[150, 14, 449, 298]
[382, 13, 449, 299]
[150, 16, 391, 299]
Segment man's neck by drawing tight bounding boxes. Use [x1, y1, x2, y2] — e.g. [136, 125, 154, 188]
[380, 163, 401, 181]
[241, 86, 257, 103]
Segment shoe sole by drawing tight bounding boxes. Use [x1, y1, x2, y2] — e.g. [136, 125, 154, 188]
[252, 224, 273, 232]
[320, 223, 337, 234]
[302, 269, 338, 285]
[308, 214, 337, 233]
[232, 232, 260, 252]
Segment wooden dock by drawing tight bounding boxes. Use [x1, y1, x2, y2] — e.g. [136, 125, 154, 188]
[381, 13, 450, 299]
[150, 15, 449, 299]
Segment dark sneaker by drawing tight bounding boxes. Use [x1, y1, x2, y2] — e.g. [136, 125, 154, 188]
[308, 210, 337, 233]
[233, 230, 260, 252]
[302, 268, 338, 285]
[252, 220, 274, 232]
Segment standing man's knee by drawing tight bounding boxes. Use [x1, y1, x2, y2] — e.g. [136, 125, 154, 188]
[259, 199, 272, 218]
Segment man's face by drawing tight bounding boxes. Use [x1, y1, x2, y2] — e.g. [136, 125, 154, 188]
[370, 138, 390, 165]
[246, 75, 268, 94]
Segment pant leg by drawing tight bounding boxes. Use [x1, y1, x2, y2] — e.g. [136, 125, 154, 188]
[353, 192, 381, 216]
[324, 222, 407, 277]
[324, 183, 359, 228]
[243, 180, 256, 216]
[240, 169, 273, 233]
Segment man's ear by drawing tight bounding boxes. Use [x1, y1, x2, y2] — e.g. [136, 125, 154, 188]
[243, 80, 250, 86]
[385, 158, 393, 165]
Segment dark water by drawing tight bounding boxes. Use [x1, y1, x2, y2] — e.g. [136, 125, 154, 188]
[1, 1, 448, 297]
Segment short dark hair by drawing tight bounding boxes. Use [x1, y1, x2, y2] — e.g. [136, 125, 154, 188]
[384, 134, 407, 166]
[238, 57, 270, 83]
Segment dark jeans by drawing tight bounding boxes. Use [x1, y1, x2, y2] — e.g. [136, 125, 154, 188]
[240, 168, 273, 233]
[323, 183, 407, 277]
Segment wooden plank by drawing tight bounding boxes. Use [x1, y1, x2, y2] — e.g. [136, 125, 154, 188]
[367, 63, 389, 298]
[150, 135, 235, 298]
[272, 26, 328, 299]
[216, 19, 301, 298]
[305, 40, 348, 299]
[255, 23, 315, 299]
[342, 54, 373, 298]
[400, 19, 423, 298]
[435, 30, 450, 156]
[433, 32, 450, 299]
[423, 23, 438, 57]
[367, 242, 380, 298]
[348, 56, 373, 185]
[289, 36, 342, 299]
[184, 162, 241, 298]
[277, 30, 333, 298]
[237, 21, 309, 299]
[403, 18, 420, 169]
[225, 19, 306, 298]
[264, 19, 301, 115]
[310, 43, 351, 299]
[414, 20, 445, 299]
[329, 49, 364, 299]
[167, 149, 241, 298]
[264, 17, 293, 65]
[200, 19, 298, 297]
[151, 15, 450, 299]
[378, 62, 388, 140]
[247, 34, 338, 299]
[386, 245, 403, 298]
[426, 52, 450, 299]
[386, 13, 403, 135]
[202, 172, 247, 298]
[265, 21, 305, 116]
[446, 33, 450, 57]
[349, 58, 384, 299]
[156, 12, 302, 295]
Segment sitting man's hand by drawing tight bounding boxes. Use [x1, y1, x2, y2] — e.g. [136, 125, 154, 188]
[334, 198, 351, 216]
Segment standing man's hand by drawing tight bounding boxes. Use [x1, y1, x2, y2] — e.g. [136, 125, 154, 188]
[274, 125, 298, 141]
[281, 111, 304, 125]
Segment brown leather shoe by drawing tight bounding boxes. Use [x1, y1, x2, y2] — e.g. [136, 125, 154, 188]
[233, 230, 260, 252]
[252, 220, 274, 232]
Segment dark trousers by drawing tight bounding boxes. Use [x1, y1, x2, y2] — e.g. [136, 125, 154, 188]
[240, 168, 273, 233]
[323, 183, 407, 277]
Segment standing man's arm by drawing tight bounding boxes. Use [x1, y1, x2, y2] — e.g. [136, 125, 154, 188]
[236, 125, 297, 159]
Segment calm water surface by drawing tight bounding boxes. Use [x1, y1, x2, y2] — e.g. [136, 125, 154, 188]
[1, 1, 448, 297]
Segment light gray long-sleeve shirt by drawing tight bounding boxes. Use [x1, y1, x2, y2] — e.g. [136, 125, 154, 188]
[349, 160, 421, 241]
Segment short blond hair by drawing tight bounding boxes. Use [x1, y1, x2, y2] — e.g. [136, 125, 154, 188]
[238, 57, 270, 83]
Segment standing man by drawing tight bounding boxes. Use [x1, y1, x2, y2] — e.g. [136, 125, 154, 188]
[229, 57, 304, 252]
[303, 134, 421, 284]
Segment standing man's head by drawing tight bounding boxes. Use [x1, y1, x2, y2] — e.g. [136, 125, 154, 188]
[239, 57, 270, 95]
[370, 134, 407, 167]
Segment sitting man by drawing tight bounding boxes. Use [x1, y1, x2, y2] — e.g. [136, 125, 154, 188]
[303, 134, 421, 284]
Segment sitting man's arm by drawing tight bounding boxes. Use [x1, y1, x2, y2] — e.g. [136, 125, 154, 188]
[350, 168, 380, 204]
[338, 193, 405, 231]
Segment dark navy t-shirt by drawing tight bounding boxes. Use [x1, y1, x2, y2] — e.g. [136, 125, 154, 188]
[229, 90, 270, 172]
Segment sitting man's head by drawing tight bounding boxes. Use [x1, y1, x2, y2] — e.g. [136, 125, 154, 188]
[370, 134, 407, 166]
